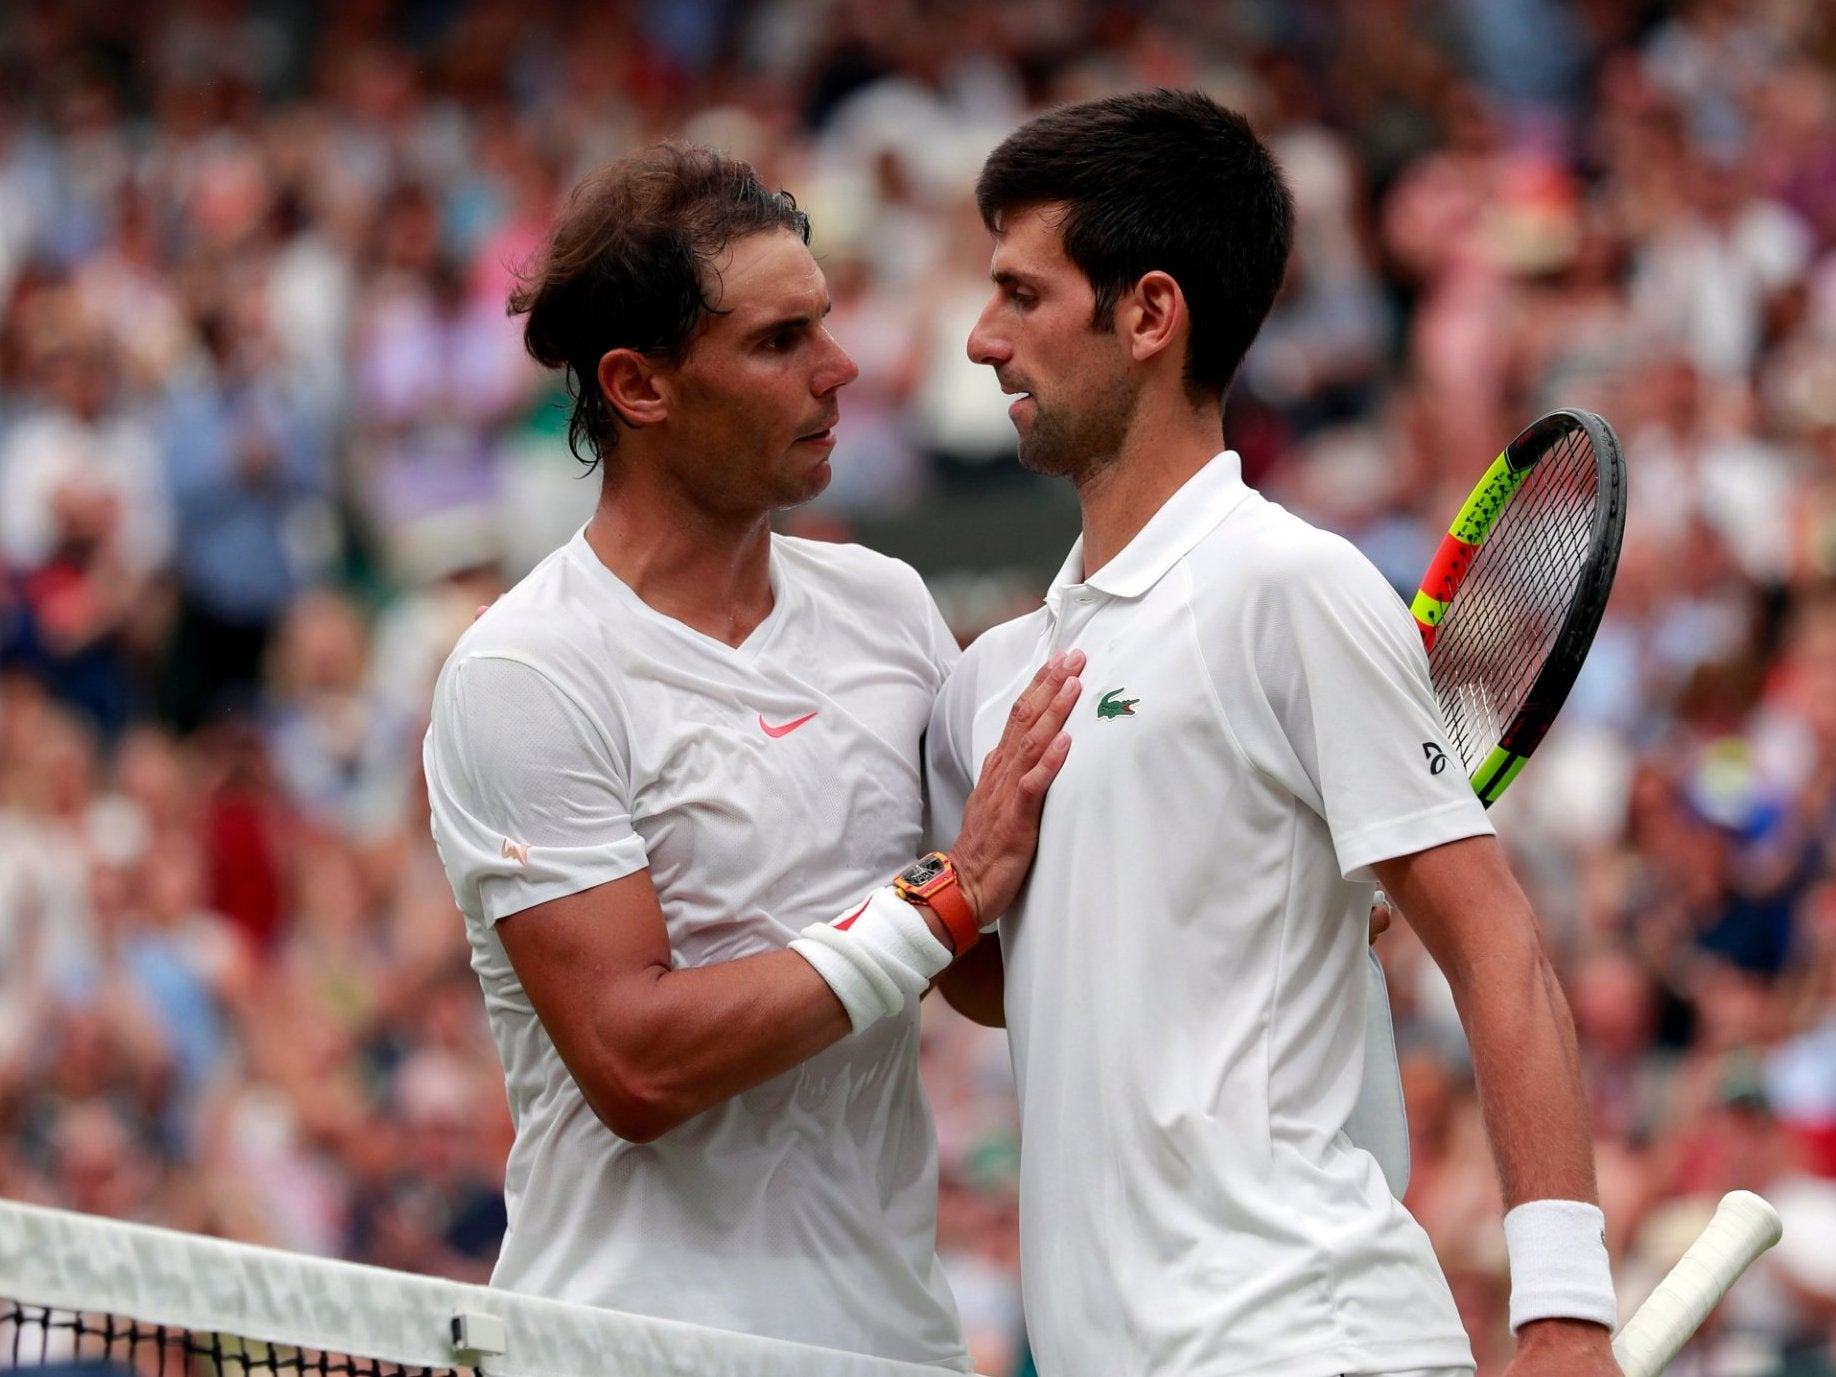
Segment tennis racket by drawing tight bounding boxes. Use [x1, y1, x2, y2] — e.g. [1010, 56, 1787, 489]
[1614, 1190, 1783, 1376]
[1411, 407, 1626, 806]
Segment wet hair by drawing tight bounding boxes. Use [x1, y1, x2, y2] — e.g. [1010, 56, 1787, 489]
[509, 143, 811, 469]
[975, 88, 1294, 401]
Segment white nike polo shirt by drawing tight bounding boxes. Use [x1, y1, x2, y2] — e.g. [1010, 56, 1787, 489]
[425, 528, 969, 1368]
[928, 452, 1492, 1377]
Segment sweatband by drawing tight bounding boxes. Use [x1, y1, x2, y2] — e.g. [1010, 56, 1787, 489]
[789, 887, 953, 1033]
[1503, 1199, 1618, 1331]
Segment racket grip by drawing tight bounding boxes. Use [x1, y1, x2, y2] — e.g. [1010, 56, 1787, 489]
[1611, 1190, 1783, 1377]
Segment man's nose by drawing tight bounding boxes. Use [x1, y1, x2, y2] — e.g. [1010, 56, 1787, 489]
[966, 296, 1010, 367]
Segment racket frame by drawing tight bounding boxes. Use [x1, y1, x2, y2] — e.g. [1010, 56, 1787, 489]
[1413, 408, 1627, 806]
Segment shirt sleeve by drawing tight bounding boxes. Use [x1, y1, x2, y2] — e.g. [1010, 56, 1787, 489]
[1216, 532, 1494, 881]
[423, 653, 649, 923]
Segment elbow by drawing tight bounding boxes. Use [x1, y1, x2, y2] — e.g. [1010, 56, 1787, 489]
[596, 1102, 675, 1144]
[579, 1060, 691, 1145]
[587, 1087, 679, 1144]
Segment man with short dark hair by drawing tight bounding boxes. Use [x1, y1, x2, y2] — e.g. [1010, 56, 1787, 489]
[424, 144, 1080, 1368]
[928, 90, 1619, 1377]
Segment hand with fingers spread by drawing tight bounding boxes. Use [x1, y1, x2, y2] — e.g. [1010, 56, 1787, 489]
[948, 649, 1085, 925]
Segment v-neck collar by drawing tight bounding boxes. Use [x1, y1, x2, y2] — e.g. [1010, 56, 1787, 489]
[565, 526, 788, 661]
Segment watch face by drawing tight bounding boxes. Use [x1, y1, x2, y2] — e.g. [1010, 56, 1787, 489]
[899, 854, 950, 890]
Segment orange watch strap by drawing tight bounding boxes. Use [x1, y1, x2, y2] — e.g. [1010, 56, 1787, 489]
[918, 874, 980, 957]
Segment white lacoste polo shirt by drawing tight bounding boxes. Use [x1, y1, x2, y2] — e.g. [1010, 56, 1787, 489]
[425, 528, 970, 1369]
[928, 452, 1491, 1377]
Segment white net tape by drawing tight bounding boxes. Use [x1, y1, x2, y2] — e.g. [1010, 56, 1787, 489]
[0, 1199, 975, 1377]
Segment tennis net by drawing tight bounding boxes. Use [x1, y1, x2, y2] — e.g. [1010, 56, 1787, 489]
[0, 1199, 973, 1376]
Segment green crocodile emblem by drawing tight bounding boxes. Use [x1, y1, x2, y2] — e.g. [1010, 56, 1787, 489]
[1097, 688, 1139, 720]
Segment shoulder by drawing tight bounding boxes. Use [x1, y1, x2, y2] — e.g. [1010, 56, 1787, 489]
[1204, 493, 1379, 583]
[774, 533, 932, 601]
[1192, 494, 1400, 617]
[773, 534, 950, 642]
[428, 563, 627, 774]
[438, 545, 600, 685]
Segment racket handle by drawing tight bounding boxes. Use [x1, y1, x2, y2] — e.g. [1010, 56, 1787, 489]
[1611, 1190, 1783, 1377]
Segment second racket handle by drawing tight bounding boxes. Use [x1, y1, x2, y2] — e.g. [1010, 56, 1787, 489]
[1610, 1190, 1783, 1377]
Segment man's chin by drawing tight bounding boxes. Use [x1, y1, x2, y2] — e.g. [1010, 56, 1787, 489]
[773, 459, 833, 509]
[1016, 435, 1075, 478]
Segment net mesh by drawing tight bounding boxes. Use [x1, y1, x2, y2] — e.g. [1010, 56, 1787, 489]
[4, 1303, 467, 1374]
[1429, 426, 1600, 774]
[0, 1200, 973, 1377]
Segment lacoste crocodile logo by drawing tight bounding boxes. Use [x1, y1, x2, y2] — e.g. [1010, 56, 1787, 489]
[1097, 689, 1139, 720]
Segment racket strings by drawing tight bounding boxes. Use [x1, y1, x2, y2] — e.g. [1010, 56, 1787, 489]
[1430, 430, 1599, 772]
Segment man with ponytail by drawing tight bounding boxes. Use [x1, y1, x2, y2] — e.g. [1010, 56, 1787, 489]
[424, 144, 1077, 1368]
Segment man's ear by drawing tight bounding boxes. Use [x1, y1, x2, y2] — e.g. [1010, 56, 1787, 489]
[597, 348, 668, 427]
[1121, 271, 1185, 366]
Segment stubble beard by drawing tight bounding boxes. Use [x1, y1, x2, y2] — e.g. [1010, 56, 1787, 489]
[1014, 377, 1140, 486]
[778, 452, 833, 509]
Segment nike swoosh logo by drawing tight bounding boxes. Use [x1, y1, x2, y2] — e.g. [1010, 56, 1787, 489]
[759, 711, 818, 738]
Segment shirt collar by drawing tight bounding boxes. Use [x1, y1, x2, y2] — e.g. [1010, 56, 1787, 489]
[1047, 451, 1251, 602]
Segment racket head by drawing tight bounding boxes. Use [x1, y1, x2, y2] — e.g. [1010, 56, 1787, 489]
[1414, 408, 1626, 806]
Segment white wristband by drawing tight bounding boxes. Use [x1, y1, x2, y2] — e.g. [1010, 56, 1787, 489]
[1503, 1199, 1617, 1331]
[789, 887, 953, 1033]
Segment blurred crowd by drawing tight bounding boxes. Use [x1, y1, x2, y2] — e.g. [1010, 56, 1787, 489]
[2, 0, 1836, 1373]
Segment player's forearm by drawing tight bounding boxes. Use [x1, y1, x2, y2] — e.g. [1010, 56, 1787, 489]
[1450, 938, 1598, 1207]
[571, 948, 856, 1141]
[1377, 842, 1616, 1358]
[613, 893, 980, 1137]
[1374, 838, 1598, 1205]
[1452, 944, 1620, 1369]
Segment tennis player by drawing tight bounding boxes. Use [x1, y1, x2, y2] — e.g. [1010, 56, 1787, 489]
[926, 91, 1619, 1377]
[422, 145, 1080, 1369]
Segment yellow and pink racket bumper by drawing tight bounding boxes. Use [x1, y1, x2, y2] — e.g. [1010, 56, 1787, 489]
[1409, 450, 1535, 806]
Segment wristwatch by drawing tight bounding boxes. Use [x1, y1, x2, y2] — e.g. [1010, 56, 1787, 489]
[893, 851, 979, 956]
